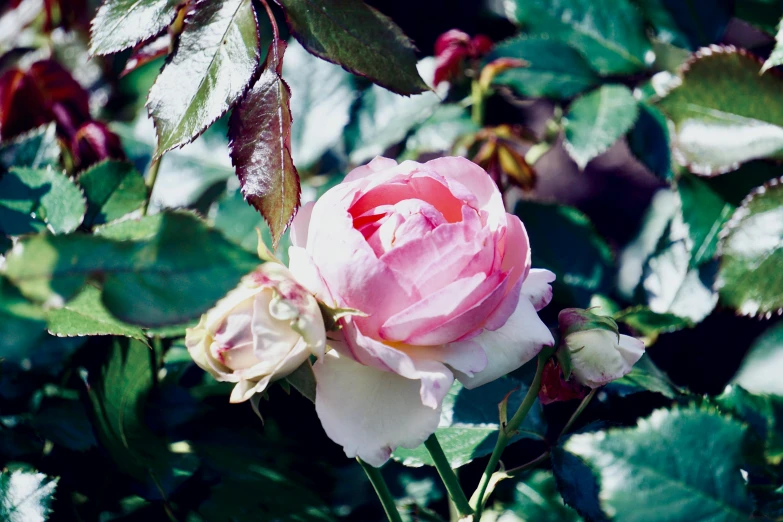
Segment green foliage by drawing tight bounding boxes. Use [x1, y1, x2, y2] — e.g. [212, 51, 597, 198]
[627, 103, 672, 181]
[0, 469, 58, 522]
[403, 104, 478, 159]
[0, 277, 46, 366]
[717, 179, 783, 317]
[0, 124, 60, 171]
[500, 471, 581, 522]
[657, 46, 783, 174]
[515, 202, 614, 308]
[78, 161, 147, 226]
[393, 376, 545, 468]
[716, 385, 783, 466]
[511, 0, 652, 75]
[275, 0, 428, 95]
[608, 353, 683, 398]
[565, 406, 755, 522]
[0, 166, 86, 235]
[90, 0, 182, 55]
[4, 211, 259, 326]
[732, 321, 783, 395]
[563, 85, 639, 169]
[147, 0, 259, 154]
[489, 36, 600, 100]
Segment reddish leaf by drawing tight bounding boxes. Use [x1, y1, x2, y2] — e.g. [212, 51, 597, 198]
[433, 29, 493, 85]
[0, 60, 90, 142]
[539, 359, 589, 406]
[229, 39, 300, 247]
[71, 121, 126, 171]
[121, 35, 171, 77]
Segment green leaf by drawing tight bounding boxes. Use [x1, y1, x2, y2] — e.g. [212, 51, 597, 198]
[90, 0, 181, 55]
[0, 469, 57, 522]
[627, 103, 672, 181]
[635, 0, 731, 50]
[489, 35, 600, 100]
[148, 0, 259, 154]
[402, 104, 478, 159]
[283, 40, 355, 169]
[78, 160, 147, 226]
[511, 0, 652, 75]
[564, 84, 639, 169]
[763, 19, 783, 73]
[229, 39, 300, 247]
[717, 179, 783, 317]
[392, 376, 545, 468]
[4, 211, 259, 326]
[285, 360, 316, 403]
[733, 321, 783, 395]
[0, 167, 86, 235]
[551, 435, 609, 522]
[46, 284, 147, 342]
[735, 0, 783, 35]
[565, 405, 754, 522]
[0, 277, 46, 366]
[608, 353, 683, 398]
[716, 385, 783, 466]
[87, 339, 198, 495]
[275, 0, 428, 95]
[0, 124, 60, 171]
[346, 80, 440, 164]
[614, 306, 691, 336]
[514, 202, 614, 308]
[678, 172, 735, 267]
[657, 46, 783, 175]
[502, 471, 582, 522]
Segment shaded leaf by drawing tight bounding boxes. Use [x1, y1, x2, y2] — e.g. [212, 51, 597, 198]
[565, 406, 754, 522]
[0, 166, 86, 235]
[0, 277, 47, 367]
[503, 471, 582, 522]
[148, 0, 260, 154]
[392, 376, 545, 468]
[489, 35, 600, 100]
[733, 321, 783, 395]
[717, 178, 783, 317]
[275, 0, 428, 95]
[403, 104, 478, 159]
[614, 306, 691, 336]
[636, 0, 731, 50]
[46, 284, 147, 342]
[346, 80, 440, 164]
[511, 0, 652, 75]
[564, 84, 639, 169]
[716, 385, 783, 466]
[283, 40, 355, 169]
[515, 202, 614, 308]
[4, 211, 259, 326]
[0, 469, 57, 522]
[87, 339, 198, 497]
[0, 124, 60, 171]
[658, 46, 783, 175]
[285, 359, 316, 403]
[608, 353, 683, 398]
[90, 0, 181, 55]
[78, 160, 146, 226]
[627, 103, 672, 181]
[229, 39, 300, 246]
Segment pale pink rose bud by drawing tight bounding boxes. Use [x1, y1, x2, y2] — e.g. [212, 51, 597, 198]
[185, 263, 326, 403]
[558, 308, 645, 388]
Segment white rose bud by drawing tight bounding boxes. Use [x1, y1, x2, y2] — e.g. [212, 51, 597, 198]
[185, 263, 326, 403]
[558, 308, 645, 388]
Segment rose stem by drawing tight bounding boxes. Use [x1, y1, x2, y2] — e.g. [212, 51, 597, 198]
[356, 458, 403, 522]
[142, 149, 161, 216]
[424, 433, 473, 516]
[471, 353, 546, 519]
[559, 388, 597, 438]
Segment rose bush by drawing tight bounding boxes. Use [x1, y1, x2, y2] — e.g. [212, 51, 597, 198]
[186, 262, 325, 403]
[288, 156, 555, 465]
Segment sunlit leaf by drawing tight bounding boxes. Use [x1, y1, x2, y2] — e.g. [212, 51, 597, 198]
[0, 469, 57, 522]
[563, 84, 639, 169]
[90, 0, 181, 55]
[0, 124, 60, 171]
[565, 406, 754, 522]
[229, 39, 300, 246]
[77, 160, 146, 226]
[733, 321, 783, 395]
[148, 0, 260, 154]
[658, 46, 783, 175]
[717, 178, 783, 317]
[275, 0, 428, 95]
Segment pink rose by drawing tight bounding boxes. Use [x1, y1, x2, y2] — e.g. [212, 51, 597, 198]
[289, 156, 554, 466]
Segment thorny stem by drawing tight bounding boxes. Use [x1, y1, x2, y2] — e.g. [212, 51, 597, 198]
[357, 458, 403, 522]
[424, 434, 473, 517]
[559, 388, 597, 438]
[472, 354, 546, 519]
[142, 154, 161, 216]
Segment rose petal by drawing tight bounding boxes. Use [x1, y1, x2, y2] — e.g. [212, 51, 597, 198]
[568, 331, 645, 388]
[290, 201, 315, 248]
[343, 156, 399, 183]
[425, 156, 505, 217]
[314, 350, 442, 466]
[453, 285, 554, 389]
[521, 269, 556, 311]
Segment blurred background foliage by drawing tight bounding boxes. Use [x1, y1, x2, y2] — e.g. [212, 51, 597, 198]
[3, 0, 783, 520]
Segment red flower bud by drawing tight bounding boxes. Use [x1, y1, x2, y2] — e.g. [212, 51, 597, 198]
[538, 359, 590, 405]
[70, 121, 126, 171]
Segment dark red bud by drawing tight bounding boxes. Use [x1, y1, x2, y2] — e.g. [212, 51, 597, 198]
[434, 29, 471, 56]
[470, 34, 494, 56]
[70, 121, 125, 170]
